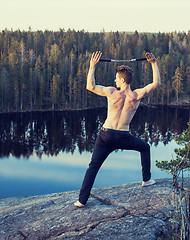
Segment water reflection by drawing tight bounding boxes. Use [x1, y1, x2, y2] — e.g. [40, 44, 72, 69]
[0, 106, 189, 159]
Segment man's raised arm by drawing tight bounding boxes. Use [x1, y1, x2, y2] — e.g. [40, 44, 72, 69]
[86, 51, 115, 97]
[135, 53, 161, 101]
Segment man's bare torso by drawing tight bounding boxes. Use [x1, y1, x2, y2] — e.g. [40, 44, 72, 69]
[103, 89, 140, 131]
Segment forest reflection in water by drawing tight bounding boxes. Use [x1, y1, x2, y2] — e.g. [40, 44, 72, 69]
[0, 105, 189, 159]
[0, 106, 190, 199]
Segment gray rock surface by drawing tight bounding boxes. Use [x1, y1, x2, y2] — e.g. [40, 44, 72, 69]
[0, 178, 179, 239]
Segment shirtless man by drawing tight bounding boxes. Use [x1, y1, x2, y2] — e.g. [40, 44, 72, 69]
[74, 51, 161, 207]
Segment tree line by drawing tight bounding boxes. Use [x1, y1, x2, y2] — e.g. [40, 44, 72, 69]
[0, 29, 190, 112]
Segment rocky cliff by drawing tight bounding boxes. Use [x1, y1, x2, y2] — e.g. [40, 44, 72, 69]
[0, 178, 179, 239]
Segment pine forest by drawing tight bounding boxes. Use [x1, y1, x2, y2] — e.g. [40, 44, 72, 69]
[0, 29, 190, 112]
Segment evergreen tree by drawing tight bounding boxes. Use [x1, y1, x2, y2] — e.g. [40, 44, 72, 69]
[51, 74, 61, 109]
[0, 29, 189, 112]
[172, 67, 183, 102]
[186, 66, 190, 95]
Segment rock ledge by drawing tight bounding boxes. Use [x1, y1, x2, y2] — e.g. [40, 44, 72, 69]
[0, 178, 179, 239]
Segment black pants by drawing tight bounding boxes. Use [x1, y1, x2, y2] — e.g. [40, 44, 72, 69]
[79, 128, 151, 205]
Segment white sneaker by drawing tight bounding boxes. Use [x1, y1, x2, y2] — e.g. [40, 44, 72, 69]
[74, 201, 85, 208]
[142, 179, 156, 187]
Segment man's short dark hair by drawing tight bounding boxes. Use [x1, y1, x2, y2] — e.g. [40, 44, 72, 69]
[116, 65, 133, 84]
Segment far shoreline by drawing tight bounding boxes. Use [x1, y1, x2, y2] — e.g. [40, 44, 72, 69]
[0, 102, 190, 115]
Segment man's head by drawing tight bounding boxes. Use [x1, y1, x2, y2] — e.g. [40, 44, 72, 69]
[116, 65, 133, 85]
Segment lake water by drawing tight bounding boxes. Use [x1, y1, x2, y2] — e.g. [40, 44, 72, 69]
[0, 106, 189, 199]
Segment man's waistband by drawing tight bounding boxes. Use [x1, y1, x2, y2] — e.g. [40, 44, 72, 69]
[101, 127, 129, 134]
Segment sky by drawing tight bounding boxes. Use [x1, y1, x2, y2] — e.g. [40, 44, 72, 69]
[0, 0, 190, 33]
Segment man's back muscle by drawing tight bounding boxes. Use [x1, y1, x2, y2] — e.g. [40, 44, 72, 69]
[103, 89, 140, 131]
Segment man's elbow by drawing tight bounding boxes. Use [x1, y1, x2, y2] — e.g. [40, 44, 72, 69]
[153, 81, 161, 89]
[86, 85, 95, 91]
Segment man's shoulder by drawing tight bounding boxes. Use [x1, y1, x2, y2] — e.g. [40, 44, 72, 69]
[133, 88, 145, 97]
[105, 87, 117, 97]
[133, 88, 142, 93]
